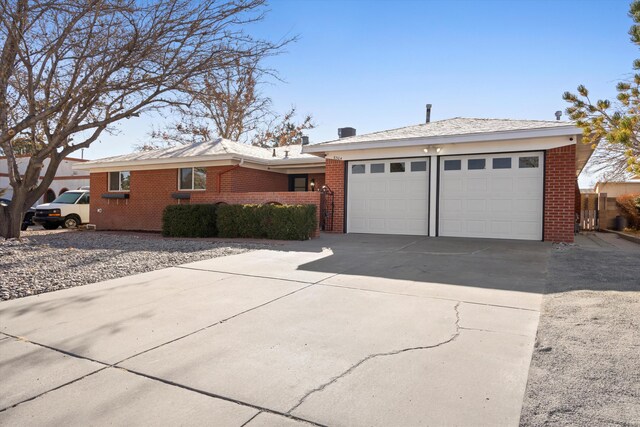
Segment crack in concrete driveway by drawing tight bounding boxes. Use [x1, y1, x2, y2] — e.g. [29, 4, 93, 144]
[287, 302, 462, 414]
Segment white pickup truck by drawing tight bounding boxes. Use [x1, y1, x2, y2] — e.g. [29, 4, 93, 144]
[33, 189, 90, 229]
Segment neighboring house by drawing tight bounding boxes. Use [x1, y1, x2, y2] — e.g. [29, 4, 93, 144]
[73, 139, 325, 231]
[592, 177, 640, 230]
[0, 156, 90, 204]
[594, 177, 640, 198]
[304, 117, 592, 243]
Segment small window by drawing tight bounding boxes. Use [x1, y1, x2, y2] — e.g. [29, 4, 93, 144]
[390, 162, 405, 173]
[492, 158, 512, 169]
[179, 167, 206, 190]
[352, 164, 365, 174]
[468, 159, 486, 170]
[292, 176, 307, 191]
[444, 160, 461, 171]
[519, 156, 539, 168]
[109, 171, 130, 191]
[411, 161, 427, 172]
[370, 163, 385, 173]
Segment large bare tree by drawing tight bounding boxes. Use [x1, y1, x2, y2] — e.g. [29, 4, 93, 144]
[0, 0, 281, 238]
[139, 58, 314, 150]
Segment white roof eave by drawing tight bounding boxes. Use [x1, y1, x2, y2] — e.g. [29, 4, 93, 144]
[73, 153, 325, 171]
[303, 126, 580, 154]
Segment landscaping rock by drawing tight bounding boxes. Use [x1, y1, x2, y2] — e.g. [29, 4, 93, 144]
[0, 229, 265, 301]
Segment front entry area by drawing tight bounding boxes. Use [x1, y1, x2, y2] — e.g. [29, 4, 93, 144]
[347, 158, 429, 235]
[438, 152, 544, 240]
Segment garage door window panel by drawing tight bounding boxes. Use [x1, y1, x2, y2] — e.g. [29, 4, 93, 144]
[352, 164, 365, 174]
[370, 163, 385, 173]
[492, 158, 512, 169]
[519, 156, 539, 168]
[411, 161, 427, 172]
[444, 160, 461, 171]
[468, 159, 486, 170]
[390, 162, 405, 173]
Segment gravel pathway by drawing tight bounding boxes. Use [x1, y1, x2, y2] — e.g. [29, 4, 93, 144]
[0, 229, 267, 301]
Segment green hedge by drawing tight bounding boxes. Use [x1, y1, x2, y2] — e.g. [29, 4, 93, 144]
[217, 204, 317, 240]
[162, 204, 218, 237]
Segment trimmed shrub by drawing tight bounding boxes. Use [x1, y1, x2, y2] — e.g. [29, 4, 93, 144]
[217, 204, 317, 240]
[162, 204, 218, 237]
[616, 193, 640, 229]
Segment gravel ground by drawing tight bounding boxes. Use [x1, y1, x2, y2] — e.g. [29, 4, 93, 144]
[520, 234, 640, 426]
[0, 229, 268, 301]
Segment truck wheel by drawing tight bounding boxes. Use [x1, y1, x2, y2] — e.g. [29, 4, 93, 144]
[43, 223, 59, 230]
[63, 215, 80, 229]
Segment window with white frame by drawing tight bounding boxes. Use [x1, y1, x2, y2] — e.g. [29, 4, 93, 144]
[109, 171, 130, 191]
[179, 167, 206, 190]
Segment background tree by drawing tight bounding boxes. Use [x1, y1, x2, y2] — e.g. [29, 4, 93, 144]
[138, 61, 314, 150]
[0, 0, 283, 238]
[251, 107, 314, 148]
[563, 0, 640, 180]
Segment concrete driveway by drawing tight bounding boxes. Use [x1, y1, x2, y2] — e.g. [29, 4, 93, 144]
[0, 234, 548, 426]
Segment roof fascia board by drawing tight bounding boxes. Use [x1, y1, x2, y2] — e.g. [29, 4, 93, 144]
[303, 126, 580, 154]
[324, 136, 578, 161]
[74, 154, 325, 172]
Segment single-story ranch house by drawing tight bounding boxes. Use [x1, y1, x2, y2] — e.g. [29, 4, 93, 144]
[74, 140, 326, 231]
[75, 117, 593, 242]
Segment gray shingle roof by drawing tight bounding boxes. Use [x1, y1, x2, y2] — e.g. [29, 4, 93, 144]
[83, 138, 319, 166]
[312, 117, 576, 146]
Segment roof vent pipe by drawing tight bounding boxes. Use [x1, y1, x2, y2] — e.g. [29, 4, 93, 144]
[555, 110, 562, 121]
[272, 148, 276, 157]
[284, 150, 289, 158]
[301, 135, 309, 145]
[426, 104, 432, 123]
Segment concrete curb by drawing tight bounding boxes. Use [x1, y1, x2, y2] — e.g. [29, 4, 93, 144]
[601, 229, 640, 245]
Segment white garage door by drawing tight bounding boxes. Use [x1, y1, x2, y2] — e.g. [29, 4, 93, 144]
[348, 158, 429, 235]
[439, 152, 544, 240]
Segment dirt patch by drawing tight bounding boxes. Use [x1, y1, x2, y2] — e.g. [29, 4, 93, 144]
[520, 244, 640, 426]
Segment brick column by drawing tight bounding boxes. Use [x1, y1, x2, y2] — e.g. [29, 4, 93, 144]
[544, 145, 576, 243]
[325, 158, 345, 233]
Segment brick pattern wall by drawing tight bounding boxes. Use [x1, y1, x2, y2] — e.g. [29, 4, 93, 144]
[90, 167, 322, 236]
[544, 144, 576, 243]
[324, 159, 345, 233]
[308, 173, 325, 191]
[91, 169, 177, 231]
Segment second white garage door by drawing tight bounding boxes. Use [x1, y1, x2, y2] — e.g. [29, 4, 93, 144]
[348, 158, 429, 235]
[439, 152, 544, 240]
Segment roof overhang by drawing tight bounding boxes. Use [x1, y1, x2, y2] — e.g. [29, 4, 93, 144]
[73, 154, 325, 172]
[303, 126, 580, 155]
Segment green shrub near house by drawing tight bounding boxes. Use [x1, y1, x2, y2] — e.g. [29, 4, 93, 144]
[217, 204, 317, 240]
[162, 204, 218, 237]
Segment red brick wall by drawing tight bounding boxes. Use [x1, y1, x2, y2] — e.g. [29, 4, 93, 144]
[91, 169, 177, 231]
[544, 144, 576, 243]
[324, 159, 345, 233]
[89, 167, 322, 236]
[308, 173, 325, 191]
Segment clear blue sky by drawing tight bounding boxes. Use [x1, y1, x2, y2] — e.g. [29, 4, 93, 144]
[84, 0, 637, 185]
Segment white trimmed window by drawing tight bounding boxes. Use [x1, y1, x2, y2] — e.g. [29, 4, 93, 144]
[179, 167, 206, 190]
[108, 171, 130, 191]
